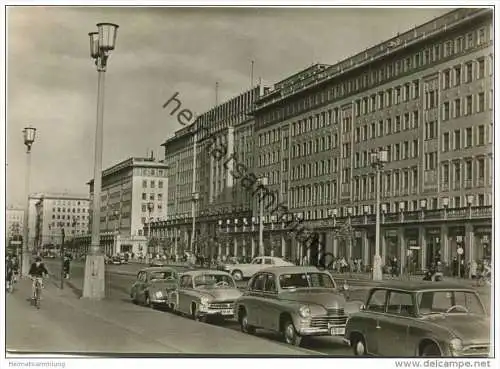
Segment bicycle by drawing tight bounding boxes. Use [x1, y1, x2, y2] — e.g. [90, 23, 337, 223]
[32, 277, 43, 309]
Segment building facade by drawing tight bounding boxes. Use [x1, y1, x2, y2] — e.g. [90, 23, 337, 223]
[75, 157, 169, 256]
[31, 193, 90, 253]
[6, 206, 24, 251]
[151, 8, 492, 272]
[248, 7, 492, 270]
[149, 86, 262, 257]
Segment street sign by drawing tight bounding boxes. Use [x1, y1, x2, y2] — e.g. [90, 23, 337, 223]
[11, 241, 21, 245]
[457, 247, 464, 255]
[409, 246, 421, 250]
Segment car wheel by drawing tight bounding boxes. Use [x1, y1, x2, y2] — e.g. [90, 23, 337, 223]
[239, 309, 256, 334]
[232, 270, 243, 281]
[421, 343, 441, 357]
[145, 294, 154, 309]
[131, 293, 138, 304]
[191, 303, 206, 322]
[282, 319, 302, 346]
[352, 335, 367, 356]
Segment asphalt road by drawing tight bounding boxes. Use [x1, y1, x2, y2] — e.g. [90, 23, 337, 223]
[44, 259, 492, 356]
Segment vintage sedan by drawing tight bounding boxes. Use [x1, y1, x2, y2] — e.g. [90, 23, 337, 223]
[130, 267, 179, 308]
[221, 256, 294, 281]
[344, 282, 491, 357]
[234, 266, 360, 346]
[170, 270, 242, 321]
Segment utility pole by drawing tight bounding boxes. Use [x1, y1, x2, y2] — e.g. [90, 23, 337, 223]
[60, 226, 65, 290]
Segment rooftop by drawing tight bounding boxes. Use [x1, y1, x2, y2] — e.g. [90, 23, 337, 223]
[87, 157, 169, 185]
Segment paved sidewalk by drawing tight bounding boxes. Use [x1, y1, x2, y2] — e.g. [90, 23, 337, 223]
[6, 278, 319, 356]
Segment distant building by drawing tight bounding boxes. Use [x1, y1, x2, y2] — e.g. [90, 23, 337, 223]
[6, 206, 24, 250]
[31, 193, 90, 253]
[76, 156, 169, 256]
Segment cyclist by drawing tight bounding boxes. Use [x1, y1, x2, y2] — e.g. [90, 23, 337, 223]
[28, 257, 49, 300]
[6, 256, 14, 291]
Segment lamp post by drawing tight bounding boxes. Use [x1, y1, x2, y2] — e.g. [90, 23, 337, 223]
[113, 210, 119, 256]
[191, 192, 199, 254]
[370, 149, 388, 281]
[467, 195, 474, 278]
[257, 177, 268, 257]
[83, 22, 119, 300]
[21, 126, 36, 277]
[147, 201, 154, 259]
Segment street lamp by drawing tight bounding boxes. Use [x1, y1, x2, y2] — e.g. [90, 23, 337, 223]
[113, 210, 119, 256]
[21, 126, 36, 277]
[370, 149, 388, 281]
[191, 192, 199, 254]
[147, 202, 154, 258]
[257, 177, 268, 256]
[83, 22, 119, 300]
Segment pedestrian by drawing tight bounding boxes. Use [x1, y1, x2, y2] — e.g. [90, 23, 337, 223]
[470, 260, 478, 279]
[390, 257, 398, 277]
[63, 256, 71, 279]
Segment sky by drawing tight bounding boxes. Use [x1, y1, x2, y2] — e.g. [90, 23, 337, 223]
[6, 6, 450, 207]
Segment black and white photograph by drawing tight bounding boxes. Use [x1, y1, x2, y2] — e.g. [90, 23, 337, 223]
[1, 1, 497, 367]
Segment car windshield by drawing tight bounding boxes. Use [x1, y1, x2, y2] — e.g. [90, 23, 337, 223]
[194, 274, 236, 288]
[279, 272, 335, 289]
[417, 290, 485, 315]
[150, 271, 175, 281]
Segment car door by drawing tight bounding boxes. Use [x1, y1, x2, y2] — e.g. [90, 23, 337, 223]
[177, 275, 193, 314]
[259, 273, 280, 332]
[246, 273, 266, 327]
[131, 272, 142, 298]
[246, 257, 263, 277]
[377, 290, 414, 357]
[135, 272, 147, 302]
[363, 289, 389, 355]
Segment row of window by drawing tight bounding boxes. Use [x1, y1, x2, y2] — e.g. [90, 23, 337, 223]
[140, 168, 166, 177]
[141, 193, 163, 201]
[53, 200, 87, 206]
[258, 25, 490, 126]
[287, 192, 489, 220]
[142, 180, 165, 189]
[48, 221, 86, 228]
[291, 159, 339, 180]
[442, 58, 487, 89]
[441, 158, 487, 185]
[51, 214, 88, 221]
[442, 125, 487, 152]
[442, 92, 489, 121]
[355, 81, 419, 116]
[356, 111, 419, 142]
[51, 207, 88, 214]
[141, 202, 163, 213]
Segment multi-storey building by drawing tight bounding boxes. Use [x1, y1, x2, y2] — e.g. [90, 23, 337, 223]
[31, 193, 90, 253]
[149, 8, 492, 272]
[75, 156, 169, 256]
[245, 7, 492, 271]
[150, 87, 262, 257]
[6, 206, 24, 251]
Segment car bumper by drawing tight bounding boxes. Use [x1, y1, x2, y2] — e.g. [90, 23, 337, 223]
[150, 297, 170, 304]
[297, 319, 347, 337]
[199, 307, 235, 318]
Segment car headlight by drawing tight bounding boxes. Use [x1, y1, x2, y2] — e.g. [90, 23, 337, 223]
[298, 305, 311, 318]
[200, 297, 210, 306]
[450, 338, 463, 353]
[155, 291, 163, 299]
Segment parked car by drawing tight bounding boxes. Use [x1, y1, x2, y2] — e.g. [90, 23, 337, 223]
[130, 267, 179, 308]
[234, 266, 361, 346]
[150, 259, 166, 267]
[344, 281, 491, 357]
[170, 270, 242, 322]
[221, 256, 294, 281]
